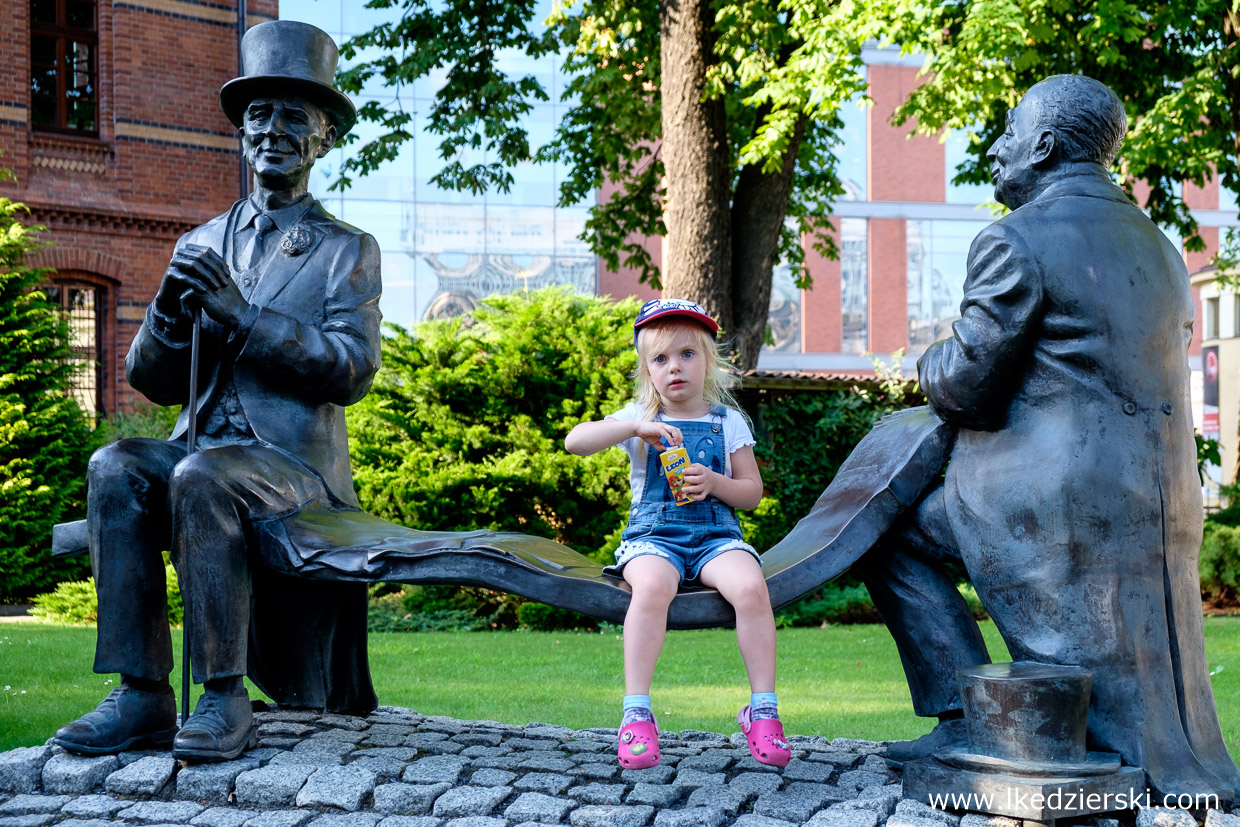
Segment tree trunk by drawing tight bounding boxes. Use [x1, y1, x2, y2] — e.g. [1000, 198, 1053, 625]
[730, 116, 807, 370]
[659, 0, 732, 334]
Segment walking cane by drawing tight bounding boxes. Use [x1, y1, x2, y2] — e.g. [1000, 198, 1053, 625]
[181, 309, 201, 727]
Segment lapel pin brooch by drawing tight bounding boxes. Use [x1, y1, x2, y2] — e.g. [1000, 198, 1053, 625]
[280, 225, 313, 257]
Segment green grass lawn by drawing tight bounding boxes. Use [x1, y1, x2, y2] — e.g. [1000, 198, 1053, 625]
[4, 618, 1240, 756]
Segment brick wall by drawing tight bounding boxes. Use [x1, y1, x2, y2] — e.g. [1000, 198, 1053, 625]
[2, 0, 279, 415]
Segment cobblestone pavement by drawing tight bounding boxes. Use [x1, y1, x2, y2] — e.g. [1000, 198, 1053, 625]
[0, 707, 1233, 827]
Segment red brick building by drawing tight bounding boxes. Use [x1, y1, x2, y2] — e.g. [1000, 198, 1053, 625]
[1, 0, 276, 417]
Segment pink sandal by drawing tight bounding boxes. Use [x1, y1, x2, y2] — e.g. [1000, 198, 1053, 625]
[739, 704, 791, 767]
[618, 716, 660, 768]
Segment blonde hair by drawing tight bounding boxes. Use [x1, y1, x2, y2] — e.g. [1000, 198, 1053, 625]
[633, 319, 742, 421]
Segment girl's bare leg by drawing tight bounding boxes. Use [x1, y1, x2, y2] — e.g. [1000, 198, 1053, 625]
[622, 554, 683, 695]
[699, 550, 776, 693]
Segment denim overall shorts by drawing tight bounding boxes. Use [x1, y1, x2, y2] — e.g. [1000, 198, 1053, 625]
[604, 406, 759, 586]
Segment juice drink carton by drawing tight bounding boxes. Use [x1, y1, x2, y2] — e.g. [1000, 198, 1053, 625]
[659, 445, 693, 506]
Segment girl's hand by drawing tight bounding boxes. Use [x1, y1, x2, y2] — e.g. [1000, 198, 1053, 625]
[635, 421, 683, 451]
[682, 463, 718, 500]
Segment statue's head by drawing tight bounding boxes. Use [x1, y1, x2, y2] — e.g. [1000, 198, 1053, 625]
[987, 75, 1126, 209]
[218, 21, 356, 191]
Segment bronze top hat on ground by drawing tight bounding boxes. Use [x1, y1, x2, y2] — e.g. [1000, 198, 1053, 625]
[935, 661, 1123, 778]
[219, 20, 357, 137]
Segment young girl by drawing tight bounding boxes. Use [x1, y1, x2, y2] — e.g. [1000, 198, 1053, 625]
[565, 298, 790, 769]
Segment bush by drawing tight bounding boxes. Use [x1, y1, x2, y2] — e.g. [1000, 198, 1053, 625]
[0, 190, 95, 600]
[516, 601, 600, 631]
[29, 552, 183, 625]
[347, 288, 638, 560]
[1201, 521, 1240, 605]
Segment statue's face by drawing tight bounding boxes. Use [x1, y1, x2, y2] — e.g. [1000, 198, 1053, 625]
[241, 97, 335, 190]
[986, 96, 1047, 209]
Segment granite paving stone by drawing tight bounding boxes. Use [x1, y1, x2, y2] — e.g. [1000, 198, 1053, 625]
[564, 742, 610, 755]
[519, 756, 575, 773]
[652, 808, 726, 827]
[675, 756, 734, 774]
[406, 734, 451, 747]
[836, 771, 891, 792]
[259, 723, 316, 738]
[513, 773, 574, 796]
[828, 741, 884, 756]
[729, 772, 783, 801]
[432, 786, 513, 819]
[176, 758, 262, 800]
[295, 739, 359, 757]
[571, 730, 618, 742]
[957, 816, 1019, 827]
[729, 756, 781, 774]
[525, 725, 573, 740]
[731, 816, 797, 827]
[320, 716, 370, 731]
[506, 740, 566, 752]
[805, 809, 880, 827]
[234, 764, 316, 807]
[191, 808, 261, 827]
[313, 730, 370, 745]
[569, 763, 621, 781]
[58, 819, 114, 827]
[569, 805, 655, 827]
[1207, 813, 1240, 827]
[59, 794, 127, 819]
[268, 750, 346, 767]
[262, 738, 305, 751]
[104, 754, 174, 796]
[261, 711, 323, 723]
[504, 792, 577, 823]
[752, 791, 829, 824]
[0, 796, 71, 815]
[858, 784, 902, 801]
[467, 770, 516, 787]
[671, 770, 725, 789]
[468, 756, 524, 770]
[373, 783, 453, 815]
[442, 818, 505, 827]
[625, 784, 685, 808]
[885, 815, 953, 827]
[0, 814, 59, 827]
[298, 765, 379, 811]
[685, 786, 744, 817]
[832, 797, 898, 817]
[1137, 809, 1200, 827]
[621, 767, 676, 786]
[452, 735, 502, 748]
[567, 785, 627, 806]
[804, 754, 860, 769]
[679, 733, 730, 746]
[459, 747, 509, 759]
[784, 782, 852, 806]
[781, 760, 835, 784]
[41, 755, 119, 796]
[420, 722, 468, 736]
[0, 748, 53, 795]
[377, 818, 442, 827]
[893, 800, 959, 825]
[413, 743, 466, 757]
[349, 757, 412, 782]
[116, 800, 206, 824]
[245, 809, 316, 827]
[305, 814, 384, 827]
[403, 758, 471, 785]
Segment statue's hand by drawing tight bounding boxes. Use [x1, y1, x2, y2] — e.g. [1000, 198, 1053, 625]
[169, 244, 250, 329]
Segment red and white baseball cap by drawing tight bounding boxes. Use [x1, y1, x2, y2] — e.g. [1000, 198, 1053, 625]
[633, 298, 720, 343]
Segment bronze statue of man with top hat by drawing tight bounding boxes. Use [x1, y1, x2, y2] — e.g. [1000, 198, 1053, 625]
[52, 21, 382, 762]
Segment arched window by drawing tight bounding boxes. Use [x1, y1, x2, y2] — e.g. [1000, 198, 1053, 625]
[44, 279, 101, 417]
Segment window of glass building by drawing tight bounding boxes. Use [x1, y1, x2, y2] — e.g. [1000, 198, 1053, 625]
[837, 87, 867, 202]
[30, 0, 97, 134]
[44, 280, 100, 417]
[944, 131, 992, 205]
[840, 218, 868, 354]
[283, 0, 596, 329]
[906, 219, 990, 353]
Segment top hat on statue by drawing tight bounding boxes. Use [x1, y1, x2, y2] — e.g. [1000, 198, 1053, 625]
[219, 20, 357, 137]
[935, 661, 1122, 778]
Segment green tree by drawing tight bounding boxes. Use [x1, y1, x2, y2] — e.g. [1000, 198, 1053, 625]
[0, 186, 93, 600]
[855, 0, 1240, 257]
[346, 288, 639, 557]
[333, 0, 877, 369]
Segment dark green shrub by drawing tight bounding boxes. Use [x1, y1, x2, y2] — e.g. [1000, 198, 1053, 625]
[30, 552, 183, 624]
[1201, 521, 1240, 604]
[516, 601, 600, 631]
[0, 191, 95, 600]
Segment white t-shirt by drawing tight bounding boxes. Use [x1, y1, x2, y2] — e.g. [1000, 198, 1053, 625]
[605, 402, 756, 504]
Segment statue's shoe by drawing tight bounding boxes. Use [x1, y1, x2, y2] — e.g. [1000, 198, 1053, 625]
[884, 717, 967, 767]
[172, 689, 257, 762]
[54, 683, 178, 755]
